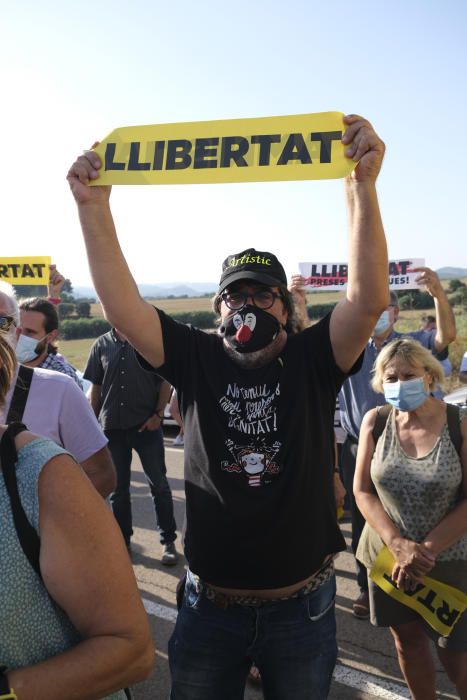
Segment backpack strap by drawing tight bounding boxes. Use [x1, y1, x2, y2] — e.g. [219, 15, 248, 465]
[0, 422, 42, 578]
[7, 365, 34, 423]
[372, 404, 392, 445]
[446, 403, 462, 457]
[371, 402, 462, 457]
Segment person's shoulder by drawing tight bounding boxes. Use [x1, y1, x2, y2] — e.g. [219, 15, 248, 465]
[31, 366, 74, 384]
[93, 330, 113, 347]
[30, 367, 80, 397]
[405, 328, 432, 345]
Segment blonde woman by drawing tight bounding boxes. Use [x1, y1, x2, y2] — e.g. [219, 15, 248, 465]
[354, 337, 467, 700]
[0, 326, 154, 700]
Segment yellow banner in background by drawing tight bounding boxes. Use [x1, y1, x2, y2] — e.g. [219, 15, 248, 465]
[0, 257, 51, 285]
[91, 112, 355, 186]
[370, 546, 467, 637]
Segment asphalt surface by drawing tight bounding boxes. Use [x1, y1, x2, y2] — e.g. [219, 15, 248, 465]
[126, 431, 460, 700]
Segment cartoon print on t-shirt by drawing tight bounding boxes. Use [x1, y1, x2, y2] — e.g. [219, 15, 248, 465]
[221, 439, 281, 487]
[219, 381, 281, 435]
[218, 376, 283, 486]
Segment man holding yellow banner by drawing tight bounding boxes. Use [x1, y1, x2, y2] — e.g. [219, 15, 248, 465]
[354, 338, 467, 700]
[68, 113, 388, 700]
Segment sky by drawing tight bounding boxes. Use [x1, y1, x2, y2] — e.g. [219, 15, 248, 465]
[1, 0, 466, 287]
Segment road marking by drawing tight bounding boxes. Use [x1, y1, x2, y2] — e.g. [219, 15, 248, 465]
[143, 597, 178, 623]
[333, 664, 410, 699]
[142, 597, 410, 698]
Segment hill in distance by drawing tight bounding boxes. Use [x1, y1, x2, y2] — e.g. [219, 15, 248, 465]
[435, 267, 467, 280]
[74, 269, 467, 299]
[74, 282, 217, 299]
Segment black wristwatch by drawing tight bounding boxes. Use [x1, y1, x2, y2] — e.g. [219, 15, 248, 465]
[0, 669, 17, 700]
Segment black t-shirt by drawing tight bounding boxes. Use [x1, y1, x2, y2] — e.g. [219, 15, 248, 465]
[142, 310, 359, 589]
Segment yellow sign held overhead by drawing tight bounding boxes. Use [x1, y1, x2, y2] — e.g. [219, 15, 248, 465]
[370, 546, 467, 637]
[91, 112, 354, 186]
[0, 257, 51, 285]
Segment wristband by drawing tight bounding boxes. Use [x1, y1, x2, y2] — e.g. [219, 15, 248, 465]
[334, 467, 340, 474]
[48, 297, 62, 305]
[155, 409, 164, 419]
[0, 669, 17, 700]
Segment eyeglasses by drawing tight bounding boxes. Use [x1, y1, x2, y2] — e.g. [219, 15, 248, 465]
[221, 289, 282, 311]
[0, 315, 16, 332]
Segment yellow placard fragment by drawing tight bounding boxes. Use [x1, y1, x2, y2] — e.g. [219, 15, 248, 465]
[91, 111, 355, 186]
[0, 257, 51, 285]
[370, 546, 467, 637]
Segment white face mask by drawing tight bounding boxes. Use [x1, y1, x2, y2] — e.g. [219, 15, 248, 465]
[372, 310, 392, 337]
[15, 333, 46, 362]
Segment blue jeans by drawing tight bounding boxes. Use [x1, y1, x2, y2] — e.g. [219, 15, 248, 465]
[169, 571, 337, 699]
[105, 427, 177, 545]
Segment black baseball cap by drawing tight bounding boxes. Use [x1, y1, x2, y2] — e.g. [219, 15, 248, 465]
[218, 248, 287, 294]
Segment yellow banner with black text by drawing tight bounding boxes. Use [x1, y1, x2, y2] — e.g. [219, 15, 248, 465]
[370, 546, 467, 637]
[0, 257, 51, 285]
[91, 112, 355, 186]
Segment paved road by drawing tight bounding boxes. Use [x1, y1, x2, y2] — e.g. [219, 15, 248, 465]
[126, 434, 459, 700]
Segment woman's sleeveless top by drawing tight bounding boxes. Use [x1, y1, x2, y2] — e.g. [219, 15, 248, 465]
[357, 407, 467, 590]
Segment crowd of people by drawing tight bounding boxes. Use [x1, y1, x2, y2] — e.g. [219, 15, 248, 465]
[1, 113, 466, 700]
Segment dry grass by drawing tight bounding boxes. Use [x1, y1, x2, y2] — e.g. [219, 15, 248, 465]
[90, 296, 214, 318]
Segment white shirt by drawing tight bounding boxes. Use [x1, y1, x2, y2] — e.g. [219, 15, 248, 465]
[1, 367, 107, 463]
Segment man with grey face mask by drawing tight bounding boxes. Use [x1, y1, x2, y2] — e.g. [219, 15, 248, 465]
[68, 114, 389, 699]
[339, 271, 456, 620]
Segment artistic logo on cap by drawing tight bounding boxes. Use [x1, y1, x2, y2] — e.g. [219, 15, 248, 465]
[227, 253, 272, 269]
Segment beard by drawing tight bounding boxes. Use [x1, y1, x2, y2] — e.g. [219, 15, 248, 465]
[222, 328, 288, 369]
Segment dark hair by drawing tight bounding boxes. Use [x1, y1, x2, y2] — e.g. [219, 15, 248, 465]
[19, 297, 59, 354]
[212, 284, 300, 334]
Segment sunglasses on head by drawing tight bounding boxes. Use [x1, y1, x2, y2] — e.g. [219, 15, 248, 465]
[0, 315, 16, 332]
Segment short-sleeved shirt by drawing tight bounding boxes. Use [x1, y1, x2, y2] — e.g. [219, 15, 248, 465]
[138, 310, 362, 589]
[339, 329, 438, 440]
[84, 330, 163, 431]
[0, 368, 107, 463]
[39, 352, 83, 389]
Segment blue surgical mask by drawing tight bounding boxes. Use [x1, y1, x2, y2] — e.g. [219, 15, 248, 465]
[373, 310, 391, 337]
[15, 334, 45, 363]
[383, 377, 429, 412]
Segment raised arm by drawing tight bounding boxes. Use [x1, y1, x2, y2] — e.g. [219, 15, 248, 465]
[67, 153, 165, 368]
[330, 115, 388, 372]
[412, 267, 456, 353]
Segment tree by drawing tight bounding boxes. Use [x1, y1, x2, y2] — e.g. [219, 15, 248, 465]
[62, 278, 73, 295]
[450, 287, 467, 307]
[58, 302, 75, 319]
[13, 284, 47, 299]
[76, 301, 91, 318]
[448, 279, 465, 293]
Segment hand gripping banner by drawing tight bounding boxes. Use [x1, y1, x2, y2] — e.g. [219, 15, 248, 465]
[370, 546, 467, 637]
[91, 112, 355, 186]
